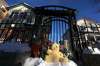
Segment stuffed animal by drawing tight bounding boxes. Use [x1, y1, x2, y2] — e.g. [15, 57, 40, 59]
[45, 49, 53, 63]
[45, 43, 69, 64]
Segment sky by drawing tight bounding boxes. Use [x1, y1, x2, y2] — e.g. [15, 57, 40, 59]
[6, 0, 100, 22]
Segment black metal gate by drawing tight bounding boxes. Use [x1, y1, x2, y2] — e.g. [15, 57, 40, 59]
[33, 5, 80, 59]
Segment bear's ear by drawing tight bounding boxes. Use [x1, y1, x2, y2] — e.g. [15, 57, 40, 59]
[53, 43, 59, 46]
[56, 43, 60, 46]
[53, 42, 57, 45]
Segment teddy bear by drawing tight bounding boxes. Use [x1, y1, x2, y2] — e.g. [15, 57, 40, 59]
[45, 43, 69, 64]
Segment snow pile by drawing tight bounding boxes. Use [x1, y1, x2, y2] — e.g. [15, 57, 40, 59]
[23, 57, 77, 66]
[83, 46, 100, 54]
[23, 57, 44, 66]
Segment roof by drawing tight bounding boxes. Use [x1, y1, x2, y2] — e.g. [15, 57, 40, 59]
[77, 18, 96, 26]
[7, 3, 34, 10]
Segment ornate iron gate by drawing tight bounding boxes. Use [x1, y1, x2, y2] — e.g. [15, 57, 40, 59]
[34, 6, 80, 59]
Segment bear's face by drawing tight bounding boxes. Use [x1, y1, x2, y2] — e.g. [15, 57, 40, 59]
[51, 43, 60, 51]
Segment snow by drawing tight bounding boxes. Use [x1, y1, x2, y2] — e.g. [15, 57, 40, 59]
[83, 46, 100, 54]
[23, 57, 77, 66]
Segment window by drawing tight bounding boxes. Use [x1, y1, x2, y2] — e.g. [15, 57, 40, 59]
[79, 26, 85, 31]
